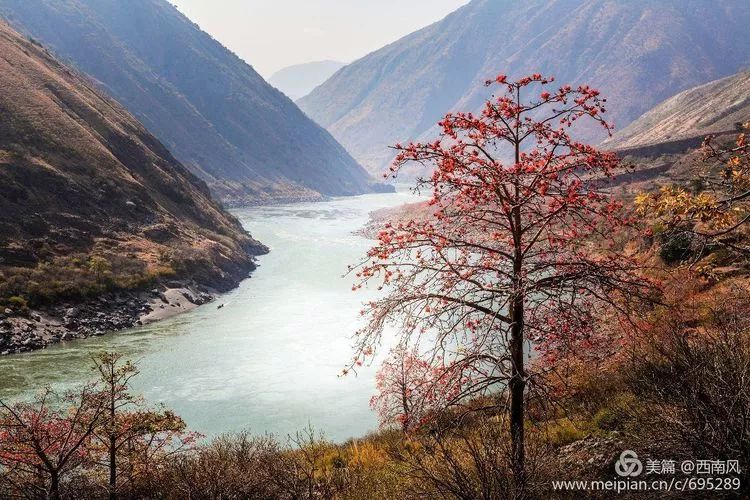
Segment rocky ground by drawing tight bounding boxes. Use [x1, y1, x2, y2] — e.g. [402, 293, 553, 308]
[0, 281, 216, 355]
[557, 432, 627, 478]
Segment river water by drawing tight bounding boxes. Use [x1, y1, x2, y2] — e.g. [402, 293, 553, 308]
[0, 191, 422, 442]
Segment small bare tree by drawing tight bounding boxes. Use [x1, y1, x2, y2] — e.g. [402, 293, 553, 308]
[88, 352, 197, 500]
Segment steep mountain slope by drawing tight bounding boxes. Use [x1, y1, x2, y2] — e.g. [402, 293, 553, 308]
[0, 0, 376, 206]
[299, 0, 750, 174]
[595, 72, 750, 196]
[270, 60, 346, 101]
[604, 71, 750, 151]
[0, 20, 265, 307]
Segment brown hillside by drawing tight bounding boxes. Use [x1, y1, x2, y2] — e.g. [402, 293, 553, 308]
[0, 21, 265, 304]
[605, 71, 750, 151]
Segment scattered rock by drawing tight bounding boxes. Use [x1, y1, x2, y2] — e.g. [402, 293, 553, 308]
[181, 290, 193, 302]
[557, 433, 626, 479]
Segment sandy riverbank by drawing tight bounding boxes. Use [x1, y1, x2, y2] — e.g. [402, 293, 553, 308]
[0, 282, 219, 355]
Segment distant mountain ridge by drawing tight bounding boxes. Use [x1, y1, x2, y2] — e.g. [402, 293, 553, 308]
[605, 71, 750, 151]
[0, 0, 377, 205]
[0, 20, 264, 298]
[299, 0, 750, 174]
[270, 60, 346, 101]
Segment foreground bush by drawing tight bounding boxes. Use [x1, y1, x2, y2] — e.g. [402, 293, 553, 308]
[1, 277, 748, 498]
[626, 288, 750, 486]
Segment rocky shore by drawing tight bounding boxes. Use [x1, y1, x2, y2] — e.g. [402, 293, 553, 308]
[0, 281, 219, 355]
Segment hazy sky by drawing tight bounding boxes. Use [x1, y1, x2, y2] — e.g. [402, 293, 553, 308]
[171, 0, 470, 77]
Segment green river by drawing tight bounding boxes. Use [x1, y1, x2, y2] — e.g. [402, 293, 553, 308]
[0, 191, 421, 442]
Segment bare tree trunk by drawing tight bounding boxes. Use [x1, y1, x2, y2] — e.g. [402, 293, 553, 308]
[510, 234, 526, 493]
[109, 434, 117, 500]
[108, 364, 117, 500]
[401, 361, 410, 433]
[510, 123, 526, 494]
[48, 471, 60, 500]
[401, 387, 410, 433]
[509, 297, 526, 493]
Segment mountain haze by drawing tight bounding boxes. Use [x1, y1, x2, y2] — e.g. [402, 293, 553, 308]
[270, 60, 347, 101]
[0, 0, 376, 205]
[299, 0, 750, 174]
[0, 20, 264, 299]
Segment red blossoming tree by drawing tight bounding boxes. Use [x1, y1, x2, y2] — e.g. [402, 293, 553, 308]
[370, 347, 475, 432]
[351, 74, 650, 489]
[0, 386, 103, 499]
[0, 353, 197, 499]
